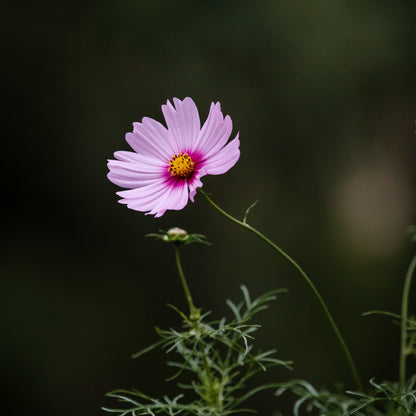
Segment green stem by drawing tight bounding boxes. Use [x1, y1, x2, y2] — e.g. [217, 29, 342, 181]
[399, 253, 416, 388]
[174, 248, 218, 406]
[199, 189, 362, 391]
[174, 247, 197, 319]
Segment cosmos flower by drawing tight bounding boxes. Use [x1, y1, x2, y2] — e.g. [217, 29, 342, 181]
[107, 97, 240, 217]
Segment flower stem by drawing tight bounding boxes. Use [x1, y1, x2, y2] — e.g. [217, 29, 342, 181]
[174, 247, 198, 320]
[174, 247, 220, 406]
[399, 252, 416, 388]
[199, 189, 362, 391]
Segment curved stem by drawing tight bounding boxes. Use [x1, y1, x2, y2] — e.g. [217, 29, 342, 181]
[199, 189, 362, 391]
[399, 253, 416, 388]
[174, 247, 197, 318]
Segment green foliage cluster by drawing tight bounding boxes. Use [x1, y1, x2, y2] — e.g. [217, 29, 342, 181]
[103, 286, 291, 416]
[276, 308, 416, 415]
[104, 217, 416, 415]
[276, 376, 416, 416]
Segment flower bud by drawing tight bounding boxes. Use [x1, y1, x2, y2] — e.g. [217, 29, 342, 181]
[167, 227, 188, 242]
[146, 228, 211, 246]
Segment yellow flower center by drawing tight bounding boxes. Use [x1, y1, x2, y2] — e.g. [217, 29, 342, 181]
[168, 152, 195, 178]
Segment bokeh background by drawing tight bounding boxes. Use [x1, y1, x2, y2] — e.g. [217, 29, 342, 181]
[3, 0, 416, 414]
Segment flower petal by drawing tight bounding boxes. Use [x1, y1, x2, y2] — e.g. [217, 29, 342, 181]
[116, 179, 189, 217]
[125, 116, 172, 160]
[147, 180, 189, 217]
[161, 97, 200, 150]
[188, 175, 204, 202]
[202, 134, 240, 175]
[107, 150, 167, 188]
[117, 181, 170, 213]
[194, 102, 233, 159]
[110, 151, 166, 171]
[107, 160, 165, 188]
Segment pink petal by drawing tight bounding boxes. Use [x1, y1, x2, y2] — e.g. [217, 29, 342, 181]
[130, 117, 176, 158]
[188, 176, 204, 202]
[107, 151, 167, 188]
[148, 181, 189, 217]
[125, 133, 164, 161]
[161, 97, 200, 151]
[191, 102, 219, 150]
[107, 172, 161, 188]
[110, 152, 166, 172]
[202, 135, 240, 175]
[124, 116, 173, 161]
[107, 159, 165, 188]
[111, 150, 146, 163]
[117, 181, 170, 213]
[202, 114, 233, 159]
[111, 150, 163, 165]
[193, 101, 234, 161]
[116, 179, 189, 217]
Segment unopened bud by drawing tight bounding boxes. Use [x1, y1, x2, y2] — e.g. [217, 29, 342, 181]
[167, 227, 188, 241]
[146, 228, 210, 246]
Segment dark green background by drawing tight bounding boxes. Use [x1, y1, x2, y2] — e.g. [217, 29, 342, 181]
[3, 0, 416, 414]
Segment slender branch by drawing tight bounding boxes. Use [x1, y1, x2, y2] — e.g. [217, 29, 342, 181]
[400, 253, 416, 387]
[199, 189, 362, 391]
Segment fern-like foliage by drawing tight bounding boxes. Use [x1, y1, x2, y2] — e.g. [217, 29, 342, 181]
[362, 310, 416, 359]
[276, 376, 416, 416]
[103, 286, 291, 416]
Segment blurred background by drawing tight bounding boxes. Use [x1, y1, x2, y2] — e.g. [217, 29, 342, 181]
[3, 0, 416, 414]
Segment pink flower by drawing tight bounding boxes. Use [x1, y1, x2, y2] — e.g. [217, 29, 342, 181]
[107, 97, 240, 217]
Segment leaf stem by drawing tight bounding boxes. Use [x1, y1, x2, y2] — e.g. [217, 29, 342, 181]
[399, 252, 416, 387]
[199, 189, 362, 391]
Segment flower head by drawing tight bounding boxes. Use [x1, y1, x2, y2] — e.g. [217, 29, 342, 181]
[107, 97, 240, 217]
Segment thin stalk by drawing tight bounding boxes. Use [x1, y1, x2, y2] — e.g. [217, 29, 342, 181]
[174, 247, 197, 318]
[174, 248, 219, 406]
[400, 253, 416, 388]
[199, 189, 362, 391]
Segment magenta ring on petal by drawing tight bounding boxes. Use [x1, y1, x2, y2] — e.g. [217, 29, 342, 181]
[107, 97, 240, 217]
